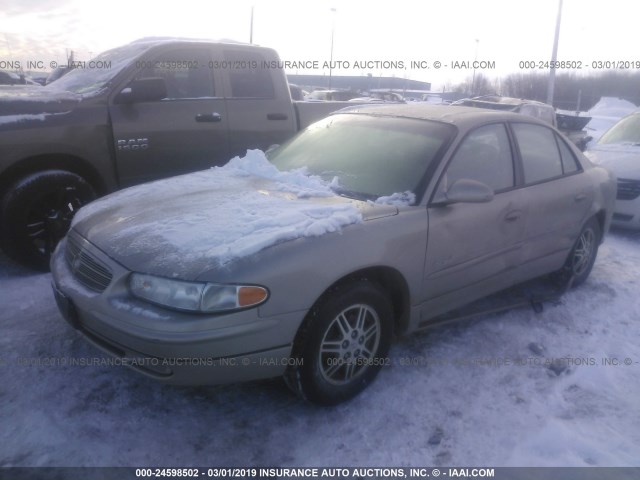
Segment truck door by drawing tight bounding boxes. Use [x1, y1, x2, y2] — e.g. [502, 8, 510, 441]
[109, 45, 229, 187]
[220, 47, 296, 157]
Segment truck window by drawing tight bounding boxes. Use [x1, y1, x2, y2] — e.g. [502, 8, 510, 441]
[223, 50, 274, 99]
[135, 48, 215, 99]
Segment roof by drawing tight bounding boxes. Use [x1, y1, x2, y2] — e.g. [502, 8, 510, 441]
[129, 36, 246, 46]
[334, 103, 546, 128]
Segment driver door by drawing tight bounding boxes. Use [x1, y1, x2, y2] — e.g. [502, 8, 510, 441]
[422, 123, 527, 311]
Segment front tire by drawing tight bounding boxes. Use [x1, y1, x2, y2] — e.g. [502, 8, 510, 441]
[285, 280, 393, 405]
[1, 170, 96, 270]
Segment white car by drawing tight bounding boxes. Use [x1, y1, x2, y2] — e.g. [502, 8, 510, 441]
[586, 112, 640, 229]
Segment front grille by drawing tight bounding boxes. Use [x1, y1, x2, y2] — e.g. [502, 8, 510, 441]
[65, 236, 113, 292]
[617, 178, 640, 201]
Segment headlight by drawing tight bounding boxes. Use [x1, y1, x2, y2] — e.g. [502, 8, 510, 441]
[129, 273, 268, 313]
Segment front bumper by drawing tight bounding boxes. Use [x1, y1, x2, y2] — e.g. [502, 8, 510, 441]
[611, 197, 640, 230]
[50, 233, 303, 385]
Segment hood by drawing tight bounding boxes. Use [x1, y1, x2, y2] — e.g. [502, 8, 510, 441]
[0, 86, 81, 116]
[71, 151, 400, 279]
[585, 144, 640, 179]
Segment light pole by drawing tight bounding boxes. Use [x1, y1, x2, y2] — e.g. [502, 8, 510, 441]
[471, 39, 479, 96]
[328, 7, 336, 90]
[249, 5, 255, 44]
[546, 0, 563, 105]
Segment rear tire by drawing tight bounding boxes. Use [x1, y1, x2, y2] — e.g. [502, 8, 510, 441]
[1, 170, 96, 270]
[564, 217, 601, 287]
[284, 280, 393, 405]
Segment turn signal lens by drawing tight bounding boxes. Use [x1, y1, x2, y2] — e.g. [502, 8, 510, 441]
[238, 286, 269, 307]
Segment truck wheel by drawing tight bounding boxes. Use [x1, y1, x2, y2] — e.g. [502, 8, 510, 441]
[1, 170, 96, 270]
[284, 280, 393, 405]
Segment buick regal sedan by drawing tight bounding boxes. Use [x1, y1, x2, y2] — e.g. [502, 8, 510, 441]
[51, 105, 616, 405]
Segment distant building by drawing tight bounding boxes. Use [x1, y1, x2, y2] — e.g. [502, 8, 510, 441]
[287, 74, 431, 93]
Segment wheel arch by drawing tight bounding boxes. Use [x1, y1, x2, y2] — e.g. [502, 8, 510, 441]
[0, 154, 108, 201]
[593, 209, 607, 243]
[306, 266, 411, 338]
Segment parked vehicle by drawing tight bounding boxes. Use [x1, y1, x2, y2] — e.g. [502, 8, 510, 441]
[51, 104, 616, 405]
[453, 95, 593, 150]
[348, 91, 405, 103]
[585, 111, 640, 229]
[0, 70, 41, 86]
[305, 89, 362, 101]
[453, 95, 558, 126]
[0, 38, 356, 269]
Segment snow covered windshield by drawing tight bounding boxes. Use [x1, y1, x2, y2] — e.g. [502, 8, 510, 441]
[268, 114, 455, 202]
[43, 42, 153, 95]
[599, 112, 640, 146]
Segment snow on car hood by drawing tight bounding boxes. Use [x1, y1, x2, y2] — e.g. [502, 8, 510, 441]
[71, 150, 368, 276]
[585, 144, 640, 179]
[0, 86, 81, 116]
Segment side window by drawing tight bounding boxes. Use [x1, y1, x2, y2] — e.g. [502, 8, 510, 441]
[136, 48, 214, 99]
[441, 123, 514, 194]
[512, 123, 563, 184]
[224, 50, 274, 98]
[556, 134, 580, 174]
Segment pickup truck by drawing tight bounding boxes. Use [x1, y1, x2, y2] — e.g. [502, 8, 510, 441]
[0, 38, 352, 269]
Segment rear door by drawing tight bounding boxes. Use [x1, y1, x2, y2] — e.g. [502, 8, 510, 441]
[423, 123, 527, 302]
[110, 45, 229, 187]
[510, 122, 593, 264]
[220, 47, 296, 157]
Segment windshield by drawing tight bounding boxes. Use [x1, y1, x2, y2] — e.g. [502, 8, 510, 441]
[599, 113, 640, 145]
[43, 42, 153, 95]
[268, 114, 455, 201]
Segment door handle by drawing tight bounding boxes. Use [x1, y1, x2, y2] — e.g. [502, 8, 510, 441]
[504, 211, 522, 222]
[574, 193, 587, 202]
[267, 113, 288, 121]
[195, 112, 222, 122]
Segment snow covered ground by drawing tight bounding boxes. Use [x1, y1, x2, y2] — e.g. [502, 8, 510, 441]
[1, 227, 639, 467]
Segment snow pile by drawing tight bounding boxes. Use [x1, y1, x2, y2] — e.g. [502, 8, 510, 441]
[373, 191, 415, 206]
[221, 151, 338, 198]
[73, 150, 362, 268]
[586, 97, 640, 143]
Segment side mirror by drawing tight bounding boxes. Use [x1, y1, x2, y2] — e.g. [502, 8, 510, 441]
[115, 77, 168, 104]
[439, 179, 494, 205]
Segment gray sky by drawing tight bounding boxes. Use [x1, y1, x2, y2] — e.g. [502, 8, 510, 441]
[1, 0, 638, 89]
